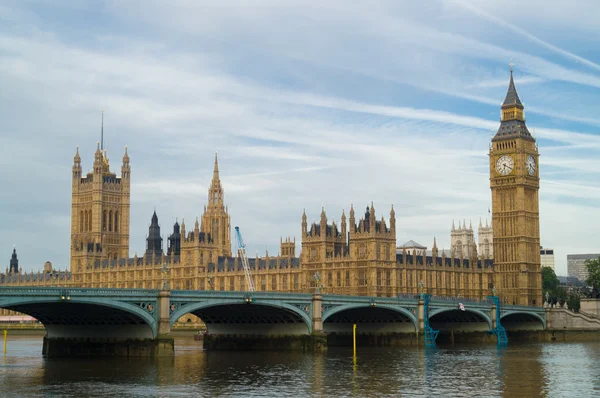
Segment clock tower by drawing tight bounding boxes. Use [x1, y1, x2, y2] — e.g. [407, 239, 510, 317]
[490, 67, 541, 306]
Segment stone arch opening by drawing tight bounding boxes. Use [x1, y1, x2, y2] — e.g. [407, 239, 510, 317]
[0, 300, 155, 339]
[171, 302, 311, 336]
[501, 312, 545, 331]
[429, 309, 491, 344]
[323, 305, 417, 346]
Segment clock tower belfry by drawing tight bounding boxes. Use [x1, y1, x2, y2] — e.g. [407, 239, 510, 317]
[490, 67, 541, 306]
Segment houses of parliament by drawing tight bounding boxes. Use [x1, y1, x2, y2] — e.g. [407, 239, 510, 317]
[1, 70, 542, 307]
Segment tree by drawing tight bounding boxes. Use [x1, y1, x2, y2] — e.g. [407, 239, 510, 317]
[541, 266, 560, 300]
[567, 291, 581, 312]
[585, 257, 600, 298]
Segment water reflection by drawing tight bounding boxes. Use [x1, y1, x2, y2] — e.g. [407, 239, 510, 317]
[1, 336, 600, 397]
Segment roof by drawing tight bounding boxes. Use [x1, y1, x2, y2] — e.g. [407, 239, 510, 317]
[502, 70, 523, 109]
[397, 240, 426, 249]
[493, 119, 534, 142]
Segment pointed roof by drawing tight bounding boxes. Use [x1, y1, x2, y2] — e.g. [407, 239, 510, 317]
[398, 240, 426, 249]
[151, 210, 158, 225]
[502, 68, 523, 109]
[493, 67, 534, 142]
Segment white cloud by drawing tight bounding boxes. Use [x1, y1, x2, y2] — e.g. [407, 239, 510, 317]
[1, 1, 600, 276]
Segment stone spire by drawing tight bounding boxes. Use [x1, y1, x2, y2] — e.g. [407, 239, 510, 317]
[208, 153, 224, 206]
[145, 210, 162, 259]
[9, 246, 18, 274]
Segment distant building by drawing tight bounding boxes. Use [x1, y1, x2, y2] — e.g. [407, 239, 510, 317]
[567, 253, 600, 282]
[540, 247, 555, 271]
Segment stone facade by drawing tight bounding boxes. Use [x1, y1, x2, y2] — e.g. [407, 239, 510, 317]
[1, 70, 541, 307]
[490, 67, 542, 306]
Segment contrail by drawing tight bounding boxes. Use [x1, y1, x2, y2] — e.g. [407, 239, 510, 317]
[450, 0, 600, 72]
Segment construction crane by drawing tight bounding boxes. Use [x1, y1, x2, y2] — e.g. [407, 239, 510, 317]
[235, 226, 255, 292]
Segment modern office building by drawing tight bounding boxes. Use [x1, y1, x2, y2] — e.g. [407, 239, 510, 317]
[567, 253, 600, 282]
[540, 247, 555, 271]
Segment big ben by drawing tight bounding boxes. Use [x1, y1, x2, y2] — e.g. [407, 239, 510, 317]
[490, 67, 541, 306]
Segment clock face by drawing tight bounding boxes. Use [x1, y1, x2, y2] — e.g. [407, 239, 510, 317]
[526, 155, 536, 175]
[496, 155, 514, 175]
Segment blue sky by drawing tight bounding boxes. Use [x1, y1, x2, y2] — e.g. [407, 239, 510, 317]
[2, 0, 600, 276]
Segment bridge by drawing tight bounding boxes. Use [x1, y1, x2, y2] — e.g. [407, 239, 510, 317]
[0, 287, 547, 357]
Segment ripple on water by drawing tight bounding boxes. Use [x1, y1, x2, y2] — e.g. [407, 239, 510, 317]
[1, 337, 600, 397]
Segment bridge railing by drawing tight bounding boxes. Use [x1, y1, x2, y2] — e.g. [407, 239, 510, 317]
[429, 296, 494, 304]
[171, 290, 313, 300]
[0, 286, 159, 296]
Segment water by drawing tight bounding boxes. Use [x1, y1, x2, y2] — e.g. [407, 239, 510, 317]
[1, 337, 599, 397]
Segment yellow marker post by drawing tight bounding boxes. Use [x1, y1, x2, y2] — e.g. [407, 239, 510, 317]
[3, 330, 7, 354]
[353, 323, 357, 357]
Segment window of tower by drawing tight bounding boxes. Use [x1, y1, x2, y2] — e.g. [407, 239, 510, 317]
[114, 211, 119, 232]
[109, 210, 113, 231]
[80, 211, 84, 232]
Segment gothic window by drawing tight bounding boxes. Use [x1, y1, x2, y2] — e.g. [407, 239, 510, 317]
[219, 277, 225, 291]
[376, 243, 380, 260]
[328, 272, 332, 287]
[261, 275, 266, 291]
[293, 274, 299, 290]
[282, 275, 288, 290]
[385, 244, 390, 261]
[271, 275, 277, 290]
[109, 210, 113, 232]
[376, 270, 381, 286]
[385, 270, 391, 286]
[103, 210, 107, 231]
[359, 245, 366, 258]
[230, 278, 234, 291]
[114, 211, 119, 233]
[310, 248, 317, 260]
[346, 271, 350, 286]
[337, 271, 341, 287]
[80, 211, 84, 232]
[455, 241, 463, 258]
[359, 270, 366, 286]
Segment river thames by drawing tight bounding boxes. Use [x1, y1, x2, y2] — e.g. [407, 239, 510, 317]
[0, 337, 599, 397]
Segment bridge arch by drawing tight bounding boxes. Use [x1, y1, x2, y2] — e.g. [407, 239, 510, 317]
[323, 303, 418, 330]
[170, 301, 312, 335]
[501, 311, 546, 330]
[428, 307, 492, 332]
[0, 297, 157, 339]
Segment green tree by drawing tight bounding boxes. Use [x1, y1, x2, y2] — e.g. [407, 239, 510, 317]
[541, 266, 560, 299]
[567, 291, 581, 312]
[585, 257, 600, 298]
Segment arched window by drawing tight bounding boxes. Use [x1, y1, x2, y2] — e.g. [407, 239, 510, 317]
[114, 211, 119, 233]
[80, 211, 84, 232]
[114, 252, 118, 260]
[84, 210, 89, 232]
[109, 210, 113, 232]
[103, 210, 107, 231]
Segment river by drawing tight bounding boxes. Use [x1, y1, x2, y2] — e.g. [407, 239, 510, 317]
[0, 337, 599, 397]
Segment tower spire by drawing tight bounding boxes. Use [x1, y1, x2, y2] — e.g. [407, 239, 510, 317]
[101, 110, 104, 151]
[213, 152, 219, 180]
[493, 65, 533, 142]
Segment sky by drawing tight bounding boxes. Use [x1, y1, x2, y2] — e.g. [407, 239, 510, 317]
[1, 0, 600, 276]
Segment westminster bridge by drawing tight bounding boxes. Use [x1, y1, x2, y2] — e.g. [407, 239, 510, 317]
[0, 287, 548, 356]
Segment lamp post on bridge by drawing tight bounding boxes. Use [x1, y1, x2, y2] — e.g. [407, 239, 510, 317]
[161, 262, 170, 291]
